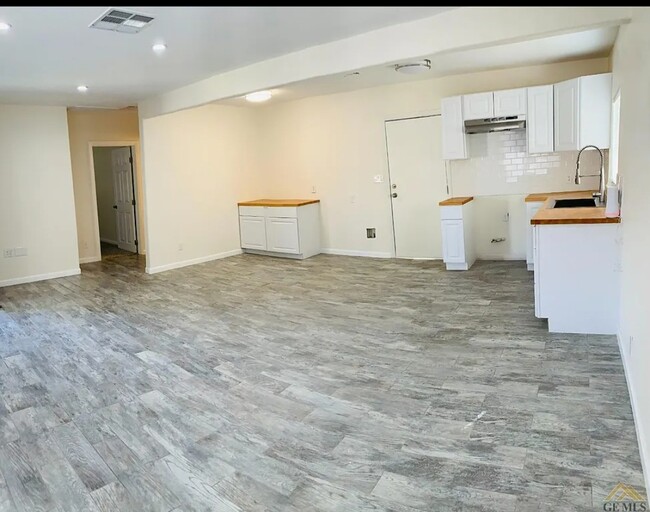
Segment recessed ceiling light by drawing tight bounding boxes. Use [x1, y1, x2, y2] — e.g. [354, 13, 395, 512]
[152, 43, 167, 52]
[394, 59, 432, 75]
[0, 22, 12, 31]
[245, 90, 272, 103]
[77, 85, 89, 92]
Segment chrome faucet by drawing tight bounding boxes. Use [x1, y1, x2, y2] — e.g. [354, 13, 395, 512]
[575, 145, 606, 205]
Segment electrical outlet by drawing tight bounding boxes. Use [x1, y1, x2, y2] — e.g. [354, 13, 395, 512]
[373, 175, 384, 183]
[366, 228, 376, 239]
[3, 249, 12, 258]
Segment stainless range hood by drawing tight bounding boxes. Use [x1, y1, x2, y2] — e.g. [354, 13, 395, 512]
[464, 115, 526, 134]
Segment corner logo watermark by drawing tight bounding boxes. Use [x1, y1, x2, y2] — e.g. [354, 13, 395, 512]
[603, 483, 647, 511]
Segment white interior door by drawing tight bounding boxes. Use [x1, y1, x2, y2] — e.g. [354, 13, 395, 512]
[111, 147, 137, 253]
[385, 116, 447, 259]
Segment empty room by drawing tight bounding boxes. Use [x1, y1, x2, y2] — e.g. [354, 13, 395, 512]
[0, 6, 649, 512]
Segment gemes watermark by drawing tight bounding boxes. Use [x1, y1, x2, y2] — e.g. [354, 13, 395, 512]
[603, 483, 647, 512]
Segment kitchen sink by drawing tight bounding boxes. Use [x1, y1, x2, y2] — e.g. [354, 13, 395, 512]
[553, 198, 597, 208]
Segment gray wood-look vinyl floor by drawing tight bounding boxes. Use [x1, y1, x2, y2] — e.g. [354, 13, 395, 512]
[0, 253, 644, 511]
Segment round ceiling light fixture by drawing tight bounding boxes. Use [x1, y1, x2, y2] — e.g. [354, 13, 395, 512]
[77, 85, 89, 93]
[0, 21, 12, 31]
[152, 43, 167, 53]
[394, 59, 431, 75]
[245, 90, 272, 103]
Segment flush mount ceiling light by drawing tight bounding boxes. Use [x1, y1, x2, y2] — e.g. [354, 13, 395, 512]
[394, 59, 431, 75]
[245, 90, 272, 103]
[152, 43, 167, 52]
[77, 85, 89, 92]
[0, 21, 12, 31]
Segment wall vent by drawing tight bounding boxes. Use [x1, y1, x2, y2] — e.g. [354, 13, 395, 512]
[90, 8, 154, 34]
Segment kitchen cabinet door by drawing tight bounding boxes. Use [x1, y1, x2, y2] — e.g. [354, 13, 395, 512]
[554, 78, 580, 151]
[494, 88, 527, 117]
[239, 215, 267, 250]
[441, 96, 467, 160]
[527, 85, 554, 154]
[462, 92, 494, 120]
[441, 219, 465, 263]
[266, 217, 300, 254]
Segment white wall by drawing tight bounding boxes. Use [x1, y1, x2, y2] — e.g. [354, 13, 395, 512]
[67, 108, 143, 263]
[141, 104, 261, 273]
[92, 147, 119, 244]
[611, 10, 650, 491]
[0, 105, 79, 287]
[256, 58, 609, 258]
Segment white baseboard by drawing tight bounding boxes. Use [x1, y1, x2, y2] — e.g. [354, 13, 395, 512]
[79, 255, 101, 264]
[321, 248, 392, 259]
[100, 238, 118, 245]
[446, 262, 469, 271]
[0, 268, 81, 288]
[617, 333, 650, 493]
[477, 255, 527, 261]
[146, 249, 242, 274]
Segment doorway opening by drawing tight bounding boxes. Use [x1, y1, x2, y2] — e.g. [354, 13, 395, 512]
[91, 145, 143, 268]
[385, 114, 448, 259]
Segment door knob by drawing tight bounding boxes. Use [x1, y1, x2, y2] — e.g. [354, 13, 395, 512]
[391, 192, 398, 198]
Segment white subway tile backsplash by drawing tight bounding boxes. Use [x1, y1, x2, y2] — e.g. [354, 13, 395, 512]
[450, 130, 608, 185]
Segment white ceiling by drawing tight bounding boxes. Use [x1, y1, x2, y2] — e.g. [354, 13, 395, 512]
[219, 26, 619, 107]
[0, 6, 453, 108]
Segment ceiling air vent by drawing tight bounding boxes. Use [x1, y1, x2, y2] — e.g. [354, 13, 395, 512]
[89, 8, 155, 34]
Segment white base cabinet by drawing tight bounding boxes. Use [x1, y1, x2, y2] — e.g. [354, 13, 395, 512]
[440, 202, 476, 271]
[239, 203, 320, 259]
[533, 223, 620, 334]
[525, 201, 544, 270]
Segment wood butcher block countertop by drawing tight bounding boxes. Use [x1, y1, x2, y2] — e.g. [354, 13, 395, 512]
[531, 191, 621, 225]
[238, 199, 320, 207]
[439, 196, 473, 206]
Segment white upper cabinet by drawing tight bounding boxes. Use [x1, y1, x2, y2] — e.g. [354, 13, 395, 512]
[554, 78, 579, 151]
[494, 88, 527, 117]
[462, 92, 494, 120]
[554, 72, 612, 151]
[441, 96, 467, 160]
[527, 85, 554, 154]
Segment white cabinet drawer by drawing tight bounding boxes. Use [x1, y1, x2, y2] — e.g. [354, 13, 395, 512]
[239, 206, 265, 217]
[265, 206, 298, 218]
[440, 205, 463, 220]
